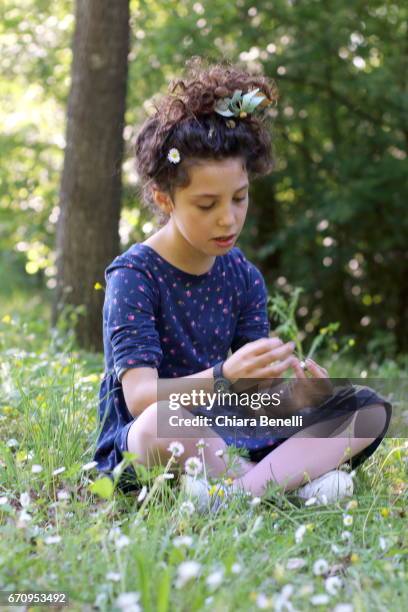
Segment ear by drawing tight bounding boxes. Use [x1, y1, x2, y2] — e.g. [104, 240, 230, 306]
[151, 186, 174, 215]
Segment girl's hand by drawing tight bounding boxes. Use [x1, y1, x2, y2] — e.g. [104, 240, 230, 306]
[223, 337, 297, 385]
[292, 358, 329, 379]
[289, 358, 333, 410]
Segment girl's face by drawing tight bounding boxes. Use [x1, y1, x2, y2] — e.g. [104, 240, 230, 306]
[161, 157, 249, 255]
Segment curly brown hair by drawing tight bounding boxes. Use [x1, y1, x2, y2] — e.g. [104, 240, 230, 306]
[134, 56, 279, 226]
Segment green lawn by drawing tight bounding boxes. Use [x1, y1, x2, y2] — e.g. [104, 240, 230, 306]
[0, 291, 407, 611]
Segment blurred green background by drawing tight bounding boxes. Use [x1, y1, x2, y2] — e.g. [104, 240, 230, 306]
[1, 0, 407, 360]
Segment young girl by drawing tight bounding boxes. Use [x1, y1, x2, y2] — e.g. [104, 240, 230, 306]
[94, 57, 392, 506]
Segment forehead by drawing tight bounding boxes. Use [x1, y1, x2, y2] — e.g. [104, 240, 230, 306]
[185, 158, 247, 193]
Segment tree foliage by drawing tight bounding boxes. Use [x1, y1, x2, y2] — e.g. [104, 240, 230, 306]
[1, 0, 407, 355]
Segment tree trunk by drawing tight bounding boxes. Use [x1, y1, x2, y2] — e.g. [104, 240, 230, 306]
[52, 0, 130, 352]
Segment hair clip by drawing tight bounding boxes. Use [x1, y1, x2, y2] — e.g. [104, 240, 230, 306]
[214, 88, 272, 119]
[167, 147, 181, 164]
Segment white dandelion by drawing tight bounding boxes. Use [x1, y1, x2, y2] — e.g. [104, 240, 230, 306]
[175, 560, 201, 589]
[310, 593, 330, 606]
[196, 438, 208, 450]
[115, 535, 130, 550]
[168, 441, 185, 457]
[343, 514, 353, 526]
[19, 491, 30, 508]
[82, 460, 98, 471]
[231, 562, 242, 574]
[106, 571, 122, 582]
[255, 592, 272, 609]
[44, 535, 62, 545]
[108, 526, 122, 541]
[115, 592, 141, 612]
[57, 490, 70, 501]
[167, 148, 181, 164]
[206, 568, 224, 590]
[6, 438, 19, 448]
[184, 456, 203, 477]
[31, 464, 43, 474]
[173, 535, 193, 548]
[52, 466, 66, 476]
[325, 576, 343, 596]
[17, 509, 32, 525]
[274, 584, 294, 611]
[313, 558, 329, 576]
[333, 604, 354, 612]
[379, 536, 388, 551]
[179, 500, 195, 515]
[295, 524, 306, 544]
[286, 558, 306, 570]
[341, 530, 352, 541]
[137, 486, 147, 502]
[250, 496, 262, 507]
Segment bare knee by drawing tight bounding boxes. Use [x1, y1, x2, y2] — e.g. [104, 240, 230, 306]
[354, 403, 388, 439]
[126, 402, 161, 461]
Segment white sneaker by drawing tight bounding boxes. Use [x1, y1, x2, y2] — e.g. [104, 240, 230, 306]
[296, 469, 354, 505]
[180, 475, 229, 514]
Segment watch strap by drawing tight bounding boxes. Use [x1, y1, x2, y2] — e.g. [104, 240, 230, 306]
[213, 360, 225, 381]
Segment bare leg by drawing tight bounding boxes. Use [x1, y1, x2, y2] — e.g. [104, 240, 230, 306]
[232, 403, 388, 497]
[126, 401, 257, 478]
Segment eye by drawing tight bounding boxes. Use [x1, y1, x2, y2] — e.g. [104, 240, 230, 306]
[198, 196, 247, 210]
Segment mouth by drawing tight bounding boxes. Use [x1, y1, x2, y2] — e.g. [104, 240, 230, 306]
[213, 233, 236, 241]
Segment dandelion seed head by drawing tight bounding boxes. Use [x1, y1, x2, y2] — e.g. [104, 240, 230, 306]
[44, 535, 62, 545]
[180, 500, 195, 515]
[206, 568, 224, 589]
[310, 593, 330, 605]
[106, 571, 122, 582]
[196, 438, 208, 450]
[168, 441, 185, 457]
[19, 492, 30, 508]
[184, 456, 203, 477]
[175, 560, 201, 588]
[313, 558, 329, 576]
[173, 535, 193, 548]
[295, 524, 306, 543]
[325, 575, 343, 595]
[115, 592, 141, 612]
[286, 557, 306, 570]
[115, 534, 130, 549]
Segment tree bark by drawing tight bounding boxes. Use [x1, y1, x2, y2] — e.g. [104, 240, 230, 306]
[52, 0, 130, 351]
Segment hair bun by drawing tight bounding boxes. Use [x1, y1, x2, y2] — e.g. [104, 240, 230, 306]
[214, 86, 229, 98]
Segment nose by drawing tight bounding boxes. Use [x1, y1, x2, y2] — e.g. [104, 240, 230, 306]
[217, 203, 236, 229]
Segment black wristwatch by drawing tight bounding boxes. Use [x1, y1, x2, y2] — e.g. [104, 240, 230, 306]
[213, 361, 231, 393]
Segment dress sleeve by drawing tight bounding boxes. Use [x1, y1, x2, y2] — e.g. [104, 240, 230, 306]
[230, 262, 270, 353]
[104, 258, 163, 381]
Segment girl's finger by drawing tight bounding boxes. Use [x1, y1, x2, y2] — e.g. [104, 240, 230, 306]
[305, 359, 329, 378]
[292, 359, 307, 379]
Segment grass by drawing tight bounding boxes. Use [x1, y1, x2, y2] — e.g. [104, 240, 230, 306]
[0, 290, 407, 611]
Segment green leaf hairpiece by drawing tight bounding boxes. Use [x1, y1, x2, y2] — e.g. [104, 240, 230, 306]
[214, 88, 272, 119]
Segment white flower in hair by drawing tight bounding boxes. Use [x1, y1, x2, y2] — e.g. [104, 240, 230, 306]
[167, 147, 181, 163]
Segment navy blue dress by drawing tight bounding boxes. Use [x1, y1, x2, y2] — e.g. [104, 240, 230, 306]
[93, 244, 271, 478]
[93, 243, 392, 492]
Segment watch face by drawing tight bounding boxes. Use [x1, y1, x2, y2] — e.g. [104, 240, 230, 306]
[215, 378, 230, 393]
